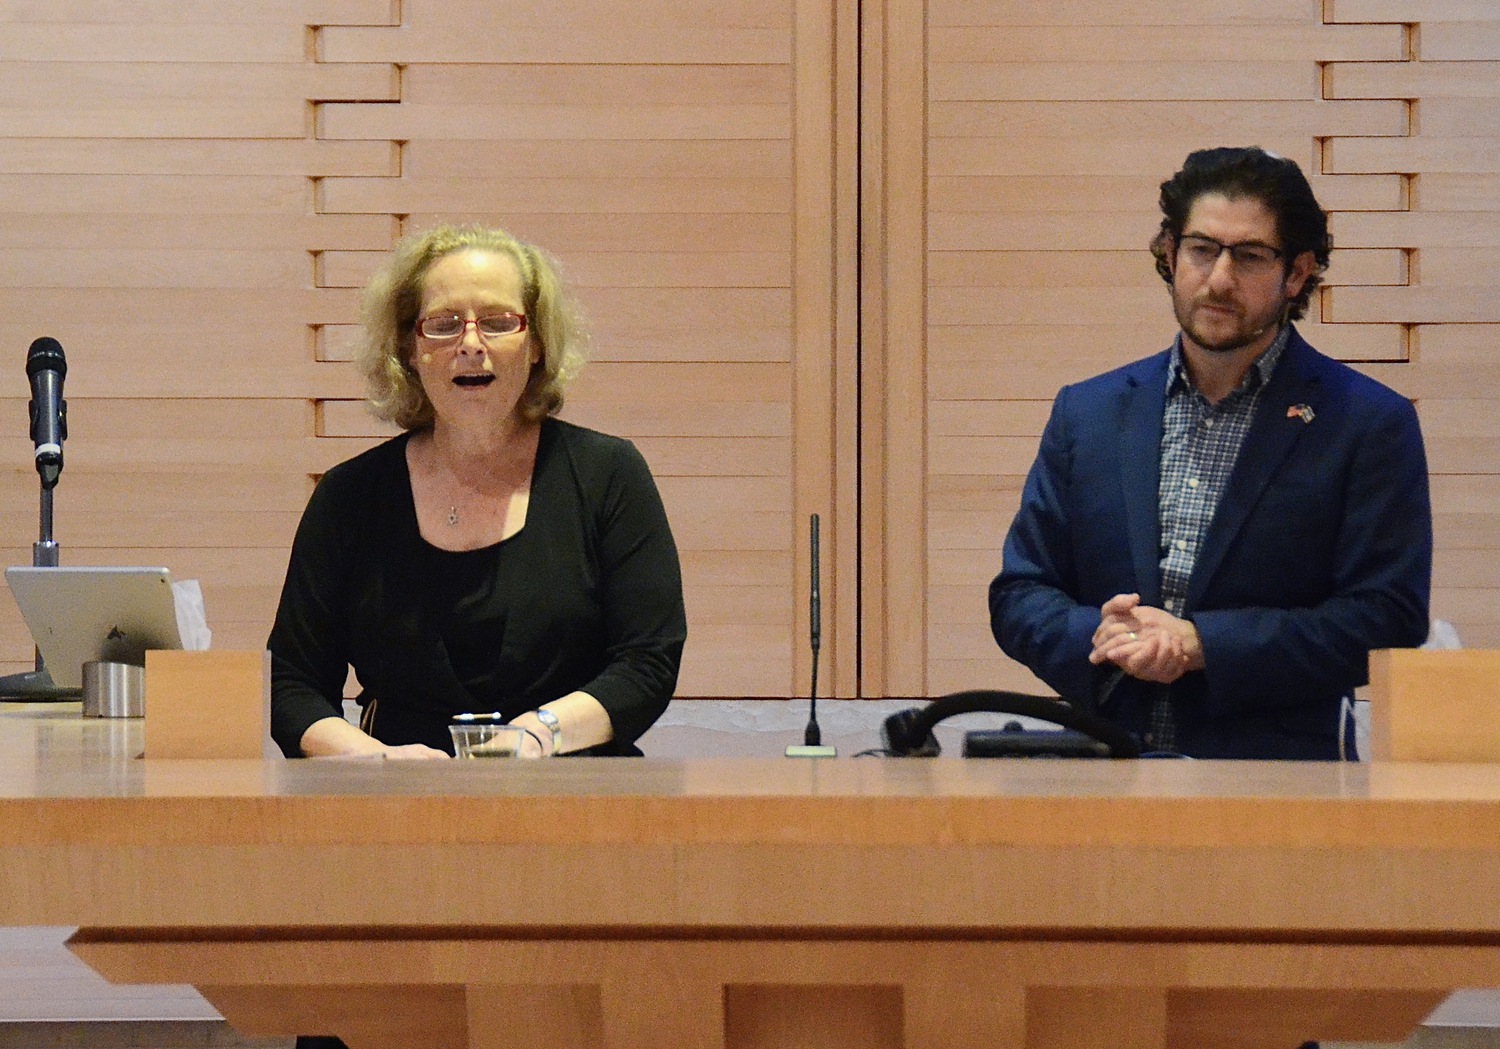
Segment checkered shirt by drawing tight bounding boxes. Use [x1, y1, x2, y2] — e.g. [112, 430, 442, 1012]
[1147, 324, 1291, 749]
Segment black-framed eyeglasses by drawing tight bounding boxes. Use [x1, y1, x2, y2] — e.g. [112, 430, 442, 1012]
[416, 312, 528, 341]
[1176, 235, 1284, 275]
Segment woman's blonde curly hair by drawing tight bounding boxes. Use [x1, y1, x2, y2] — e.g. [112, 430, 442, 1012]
[357, 224, 589, 430]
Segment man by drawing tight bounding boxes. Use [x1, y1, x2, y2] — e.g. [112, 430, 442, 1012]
[989, 146, 1432, 759]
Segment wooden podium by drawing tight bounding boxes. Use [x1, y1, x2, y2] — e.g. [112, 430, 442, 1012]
[5, 704, 1500, 1048]
[1369, 648, 1500, 762]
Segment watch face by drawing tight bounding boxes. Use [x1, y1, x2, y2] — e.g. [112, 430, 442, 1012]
[535, 709, 561, 754]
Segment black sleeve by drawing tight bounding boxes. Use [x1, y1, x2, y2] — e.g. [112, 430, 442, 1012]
[267, 471, 358, 757]
[575, 438, 686, 749]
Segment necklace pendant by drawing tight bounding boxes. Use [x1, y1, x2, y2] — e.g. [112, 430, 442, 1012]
[447, 505, 459, 526]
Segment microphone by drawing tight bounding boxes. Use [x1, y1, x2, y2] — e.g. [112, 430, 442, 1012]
[786, 513, 836, 758]
[27, 337, 68, 490]
[807, 513, 822, 743]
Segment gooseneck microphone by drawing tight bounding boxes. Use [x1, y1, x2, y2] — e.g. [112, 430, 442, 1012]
[27, 337, 68, 490]
[806, 513, 822, 744]
[786, 513, 836, 758]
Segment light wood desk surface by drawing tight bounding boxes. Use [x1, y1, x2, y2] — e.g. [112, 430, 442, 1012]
[4, 701, 1500, 1048]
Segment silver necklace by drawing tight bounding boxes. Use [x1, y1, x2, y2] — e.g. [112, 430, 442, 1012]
[447, 505, 459, 526]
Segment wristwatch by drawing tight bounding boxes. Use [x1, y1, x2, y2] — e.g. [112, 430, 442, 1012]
[533, 708, 562, 756]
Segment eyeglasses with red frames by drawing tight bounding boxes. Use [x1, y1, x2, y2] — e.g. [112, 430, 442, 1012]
[415, 312, 527, 342]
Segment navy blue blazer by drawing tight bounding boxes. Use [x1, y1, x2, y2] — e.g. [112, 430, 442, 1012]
[989, 328, 1432, 759]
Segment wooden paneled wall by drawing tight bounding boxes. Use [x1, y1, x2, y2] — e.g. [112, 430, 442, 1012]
[0, 0, 859, 699]
[916, 0, 1500, 695]
[0, 1, 393, 682]
[1326, 0, 1500, 660]
[0, 0, 1495, 700]
[312, 0, 859, 697]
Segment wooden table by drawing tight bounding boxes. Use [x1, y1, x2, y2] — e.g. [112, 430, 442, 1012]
[4, 702, 1500, 1049]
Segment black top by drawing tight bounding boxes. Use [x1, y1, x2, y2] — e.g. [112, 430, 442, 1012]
[268, 418, 687, 757]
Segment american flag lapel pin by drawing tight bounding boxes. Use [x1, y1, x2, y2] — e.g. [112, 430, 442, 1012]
[1287, 403, 1315, 424]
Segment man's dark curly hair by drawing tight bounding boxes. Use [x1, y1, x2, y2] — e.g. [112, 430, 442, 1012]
[1149, 146, 1332, 321]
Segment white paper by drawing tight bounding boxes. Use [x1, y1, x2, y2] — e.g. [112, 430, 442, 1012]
[1423, 619, 1462, 650]
[171, 578, 212, 651]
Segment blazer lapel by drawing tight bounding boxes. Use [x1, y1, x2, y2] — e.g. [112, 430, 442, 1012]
[1184, 332, 1323, 612]
[1120, 356, 1168, 605]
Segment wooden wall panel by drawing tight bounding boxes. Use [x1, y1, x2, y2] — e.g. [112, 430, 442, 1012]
[4, 0, 1490, 707]
[0, 0, 856, 702]
[859, 0, 930, 696]
[0, 4, 394, 675]
[1325, 2, 1500, 650]
[912, 0, 1492, 697]
[310, 0, 856, 699]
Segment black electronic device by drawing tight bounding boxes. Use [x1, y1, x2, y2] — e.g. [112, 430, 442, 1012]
[881, 689, 1141, 759]
[962, 721, 1113, 758]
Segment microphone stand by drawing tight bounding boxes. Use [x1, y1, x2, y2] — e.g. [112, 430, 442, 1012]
[0, 470, 76, 700]
[787, 513, 836, 757]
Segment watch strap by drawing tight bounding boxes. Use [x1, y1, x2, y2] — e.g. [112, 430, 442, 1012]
[534, 708, 562, 756]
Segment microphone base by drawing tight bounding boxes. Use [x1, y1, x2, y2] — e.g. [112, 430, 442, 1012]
[0, 668, 81, 702]
[785, 744, 838, 758]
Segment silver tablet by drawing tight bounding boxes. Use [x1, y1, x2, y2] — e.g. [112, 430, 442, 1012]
[5, 566, 184, 689]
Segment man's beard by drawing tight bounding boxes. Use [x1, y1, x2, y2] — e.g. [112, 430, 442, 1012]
[1174, 291, 1283, 354]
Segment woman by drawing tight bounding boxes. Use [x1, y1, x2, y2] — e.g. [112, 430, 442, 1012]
[268, 224, 686, 760]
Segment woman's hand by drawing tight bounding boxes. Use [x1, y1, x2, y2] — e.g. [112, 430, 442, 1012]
[299, 715, 450, 759]
[515, 729, 547, 759]
[381, 742, 451, 760]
